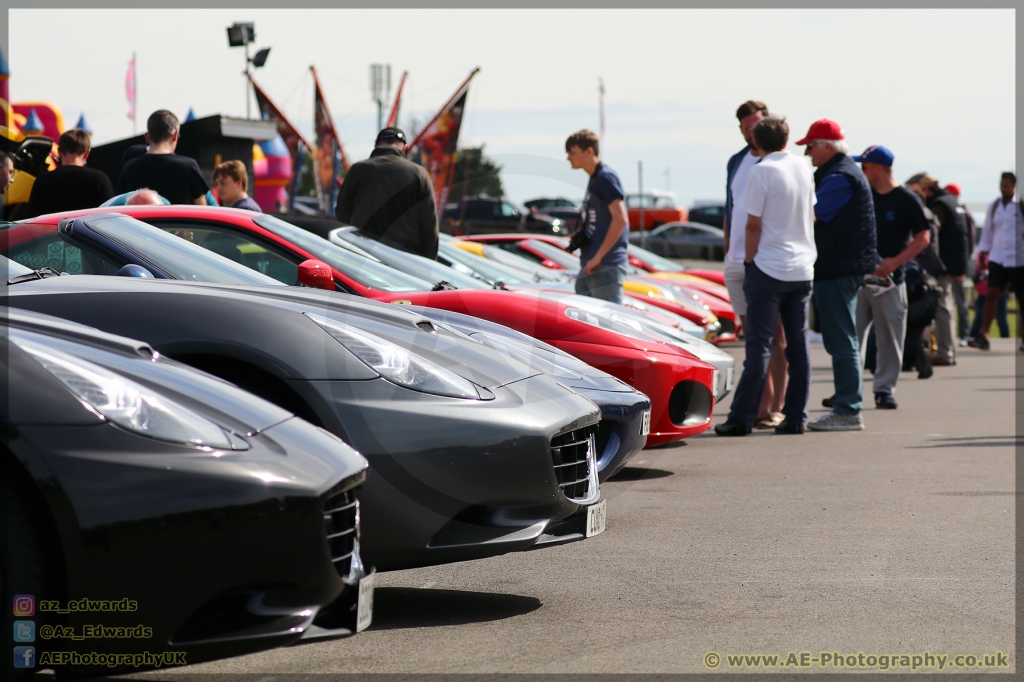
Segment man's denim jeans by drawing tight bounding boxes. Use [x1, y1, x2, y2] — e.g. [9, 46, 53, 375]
[815, 275, 863, 414]
[575, 263, 627, 304]
[727, 263, 812, 428]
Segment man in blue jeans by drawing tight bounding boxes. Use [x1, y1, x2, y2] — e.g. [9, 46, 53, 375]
[797, 119, 878, 431]
[715, 115, 817, 436]
[565, 129, 629, 303]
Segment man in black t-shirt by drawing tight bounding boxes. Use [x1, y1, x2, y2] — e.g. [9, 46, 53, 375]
[26, 129, 114, 217]
[118, 110, 208, 205]
[852, 146, 931, 409]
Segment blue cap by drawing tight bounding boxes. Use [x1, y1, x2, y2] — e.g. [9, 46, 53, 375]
[852, 145, 894, 166]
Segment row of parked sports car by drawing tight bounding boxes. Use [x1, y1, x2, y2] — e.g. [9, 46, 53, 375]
[1, 205, 736, 675]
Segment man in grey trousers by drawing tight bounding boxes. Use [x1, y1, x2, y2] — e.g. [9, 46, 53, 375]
[853, 146, 931, 408]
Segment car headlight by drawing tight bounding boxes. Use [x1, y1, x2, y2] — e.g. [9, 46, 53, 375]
[306, 313, 483, 400]
[17, 340, 236, 450]
[472, 331, 583, 380]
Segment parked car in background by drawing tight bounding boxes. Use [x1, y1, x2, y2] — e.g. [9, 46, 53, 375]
[442, 195, 570, 237]
[688, 201, 726, 229]
[625, 241, 727, 286]
[630, 221, 726, 260]
[523, 197, 582, 230]
[625, 191, 688, 230]
[1, 301, 371, 675]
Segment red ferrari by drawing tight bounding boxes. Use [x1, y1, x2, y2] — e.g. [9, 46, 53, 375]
[11, 206, 719, 446]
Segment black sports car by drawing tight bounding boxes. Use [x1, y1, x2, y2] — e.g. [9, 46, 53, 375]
[1, 300, 371, 676]
[3, 258, 608, 571]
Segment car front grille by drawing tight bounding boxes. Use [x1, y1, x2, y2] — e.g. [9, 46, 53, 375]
[551, 424, 598, 502]
[322, 485, 358, 578]
[718, 317, 735, 335]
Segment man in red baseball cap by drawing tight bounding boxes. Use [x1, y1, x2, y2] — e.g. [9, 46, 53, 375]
[796, 119, 878, 432]
[944, 182, 975, 343]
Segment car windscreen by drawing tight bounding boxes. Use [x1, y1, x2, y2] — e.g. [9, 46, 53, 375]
[253, 214, 431, 292]
[84, 214, 283, 285]
[438, 244, 534, 285]
[627, 244, 684, 272]
[521, 239, 581, 270]
[335, 230, 488, 290]
[2, 254, 34, 279]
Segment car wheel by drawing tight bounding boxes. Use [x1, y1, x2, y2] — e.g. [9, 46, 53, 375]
[1, 479, 58, 675]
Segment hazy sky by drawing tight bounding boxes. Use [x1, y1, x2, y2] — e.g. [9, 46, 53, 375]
[8, 8, 1016, 206]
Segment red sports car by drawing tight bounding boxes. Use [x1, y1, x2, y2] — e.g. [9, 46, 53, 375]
[11, 206, 718, 446]
[461, 234, 737, 342]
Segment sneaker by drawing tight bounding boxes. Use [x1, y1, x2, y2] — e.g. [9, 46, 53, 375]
[821, 395, 835, 408]
[930, 356, 956, 366]
[714, 421, 751, 437]
[875, 392, 898, 409]
[967, 336, 991, 351]
[775, 419, 805, 434]
[959, 337, 968, 347]
[807, 411, 865, 431]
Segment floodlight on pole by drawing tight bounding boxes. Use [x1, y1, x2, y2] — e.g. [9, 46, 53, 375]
[226, 22, 270, 119]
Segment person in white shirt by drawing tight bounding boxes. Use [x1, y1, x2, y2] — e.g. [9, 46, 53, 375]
[972, 172, 1024, 350]
[716, 115, 817, 436]
[723, 100, 788, 429]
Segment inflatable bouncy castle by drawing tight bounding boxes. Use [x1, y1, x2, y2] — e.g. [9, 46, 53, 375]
[253, 134, 292, 213]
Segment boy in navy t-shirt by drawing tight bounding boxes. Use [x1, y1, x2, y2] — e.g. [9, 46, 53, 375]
[565, 129, 629, 303]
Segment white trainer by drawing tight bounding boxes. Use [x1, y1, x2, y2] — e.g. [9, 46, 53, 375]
[807, 411, 864, 432]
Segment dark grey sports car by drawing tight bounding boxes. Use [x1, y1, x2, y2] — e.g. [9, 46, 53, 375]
[1, 300, 371, 675]
[629, 221, 726, 260]
[3, 265, 607, 572]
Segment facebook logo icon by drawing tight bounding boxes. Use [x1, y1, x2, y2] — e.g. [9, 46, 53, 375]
[13, 646, 35, 668]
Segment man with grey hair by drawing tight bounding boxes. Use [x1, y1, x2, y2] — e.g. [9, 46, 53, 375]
[126, 188, 163, 205]
[796, 119, 877, 431]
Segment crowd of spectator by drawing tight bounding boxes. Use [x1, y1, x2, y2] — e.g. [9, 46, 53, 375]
[716, 100, 1018, 436]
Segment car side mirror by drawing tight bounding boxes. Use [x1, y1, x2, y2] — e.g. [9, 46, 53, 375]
[297, 259, 335, 290]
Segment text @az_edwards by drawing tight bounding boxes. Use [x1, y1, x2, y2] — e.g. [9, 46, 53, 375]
[38, 598, 138, 614]
[39, 624, 153, 640]
[37, 651, 186, 668]
[703, 650, 1010, 671]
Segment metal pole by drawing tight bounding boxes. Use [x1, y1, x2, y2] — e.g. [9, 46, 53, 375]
[638, 160, 644, 237]
[244, 43, 251, 119]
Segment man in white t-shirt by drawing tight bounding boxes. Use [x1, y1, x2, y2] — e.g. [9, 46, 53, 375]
[716, 115, 817, 436]
[723, 100, 788, 428]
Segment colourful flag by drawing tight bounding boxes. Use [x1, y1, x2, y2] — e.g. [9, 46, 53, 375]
[250, 76, 312, 212]
[385, 71, 408, 129]
[407, 68, 479, 217]
[311, 66, 350, 213]
[125, 55, 136, 122]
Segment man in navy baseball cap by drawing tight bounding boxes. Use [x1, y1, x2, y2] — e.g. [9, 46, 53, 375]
[852, 145, 895, 166]
[853, 143, 932, 407]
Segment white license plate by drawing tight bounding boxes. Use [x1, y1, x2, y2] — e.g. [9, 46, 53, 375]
[586, 499, 607, 537]
[640, 410, 651, 436]
[356, 573, 374, 632]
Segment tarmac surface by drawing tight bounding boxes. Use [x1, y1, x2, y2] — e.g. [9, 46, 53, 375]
[130, 338, 1017, 677]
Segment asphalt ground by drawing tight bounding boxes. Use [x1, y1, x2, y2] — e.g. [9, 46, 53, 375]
[119, 336, 1017, 678]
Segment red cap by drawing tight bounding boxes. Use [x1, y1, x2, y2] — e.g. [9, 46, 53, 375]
[795, 119, 844, 145]
[945, 183, 962, 196]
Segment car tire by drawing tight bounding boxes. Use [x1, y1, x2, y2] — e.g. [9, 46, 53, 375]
[1, 479, 56, 675]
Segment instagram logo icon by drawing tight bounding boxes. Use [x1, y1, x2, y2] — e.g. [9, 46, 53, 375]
[13, 595, 35, 617]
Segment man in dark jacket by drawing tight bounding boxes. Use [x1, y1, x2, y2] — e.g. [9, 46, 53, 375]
[335, 127, 439, 260]
[27, 129, 114, 217]
[797, 119, 877, 432]
[906, 173, 969, 365]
